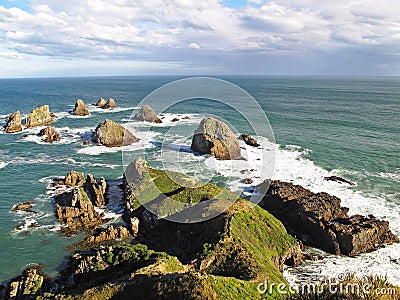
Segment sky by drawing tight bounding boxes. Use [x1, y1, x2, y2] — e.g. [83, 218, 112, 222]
[0, 0, 399, 78]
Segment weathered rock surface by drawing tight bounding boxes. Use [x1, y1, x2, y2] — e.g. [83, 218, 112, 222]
[240, 134, 260, 147]
[130, 217, 139, 236]
[102, 98, 117, 109]
[133, 105, 160, 123]
[55, 187, 104, 231]
[25, 105, 53, 128]
[191, 117, 242, 160]
[93, 119, 139, 147]
[95, 98, 106, 107]
[4, 111, 22, 133]
[258, 180, 399, 256]
[12, 202, 36, 213]
[0, 265, 46, 300]
[324, 175, 355, 185]
[84, 174, 107, 207]
[38, 126, 61, 143]
[63, 170, 86, 187]
[73, 99, 89, 116]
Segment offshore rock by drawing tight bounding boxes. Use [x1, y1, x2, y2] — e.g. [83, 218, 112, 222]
[133, 105, 160, 123]
[93, 119, 139, 147]
[73, 99, 89, 116]
[191, 117, 242, 160]
[12, 202, 36, 213]
[4, 111, 22, 133]
[25, 105, 53, 128]
[324, 175, 355, 185]
[38, 126, 61, 143]
[258, 180, 399, 256]
[95, 98, 106, 107]
[240, 134, 260, 147]
[102, 98, 117, 109]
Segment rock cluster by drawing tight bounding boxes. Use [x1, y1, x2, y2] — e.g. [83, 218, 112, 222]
[25, 105, 54, 128]
[4, 111, 22, 133]
[257, 180, 399, 256]
[38, 126, 60, 143]
[240, 134, 260, 147]
[133, 105, 162, 123]
[93, 119, 139, 147]
[95, 98, 117, 109]
[191, 117, 242, 160]
[73, 99, 89, 116]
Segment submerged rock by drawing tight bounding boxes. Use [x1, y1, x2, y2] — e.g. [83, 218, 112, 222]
[73, 99, 89, 116]
[12, 202, 36, 213]
[95, 98, 106, 107]
[172, 117, 179, 122]
[191, 117, 242, 160]
[25, 105, 54, 128]
[4, 111, 22, 133]
[133, 105, 161, 123]
[324, 175, 355, 185]
[93, 119, 139, 147]
[257, 180, 399, 256]
[38, 126, 61, 143]
[102, 98, 117, 109]
[240, 134, 260, 147]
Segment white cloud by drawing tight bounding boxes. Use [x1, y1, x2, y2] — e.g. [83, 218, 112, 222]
[0, 51, 23, 59]
[0, 0, 399, 76]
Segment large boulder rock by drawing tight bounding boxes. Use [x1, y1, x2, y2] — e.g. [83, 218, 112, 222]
[133, 105, 161, 123]
[102, 98, 117, 109]
[73, 99, 89, 116]
[38, 126, 61, 143]
[93, 119, 139, 147]
[191, 117, 242, 160]
[95, 98, 106, 107]
[25, 105, 54, 128]
[257, 180, 399, 256]
[4, 111, 22, 133]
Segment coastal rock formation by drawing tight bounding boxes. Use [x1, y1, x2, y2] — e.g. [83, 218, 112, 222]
[0, 265, 45, 300]
[70, 225, 130, 249]
[191, 117, 242, 160]
[324, 175, 355, 185]
[172, 117, 179, 122]
[130, 217, 139, 236]
[84, 174, 107, 207]
[25, 105, 54, 128]
[93, 119, 139, 147]
[73, 99, 89, 116]
[133, 105, 161, 123]
[95, 98, 106, 107]
[38, 126, 61, 143]
[257, 180, 399, 256]
[4, 111, 22, 133]
[12, 202, 35, 213]
[102, 98, 117, 109]
[240, 134, 260, 147]
[63, 170, 86, 187]
[55, 187, 104, 231]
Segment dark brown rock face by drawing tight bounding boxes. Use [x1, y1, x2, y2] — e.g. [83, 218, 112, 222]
[38, 126, 61, 143]
[324, 176, 355, 185]
[240, 134, 260, 147]
[12, 202, 35, 213]
[133, 105, 159, 122]
[191, 117, 242, 160]
[93, 119, 139, 147]
[4, 111, 22, 133]
[73, 99, 89, 116]
[25, 105, 54, 128]
[258, 180, 399, 256]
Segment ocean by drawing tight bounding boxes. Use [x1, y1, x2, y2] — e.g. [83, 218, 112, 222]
[0, 76, 399, 285]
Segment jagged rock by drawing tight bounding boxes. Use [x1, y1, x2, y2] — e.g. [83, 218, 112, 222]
[55, 187, 104, 231]
[12, 202, 35, 213]
[172, 118, 179, 122]
[95, 98, 106, 107]
[274, 244, 303, 269]
[183, 116, 191, 120]
[38, 126, 61, 143]
[4, 111, 22, 133]
[133, 105, 160, 123]
[93, 119, 139, 147]
[154, 117, 162, 123]
[63, 170, 86, 187]
[73, 99, 89, 116]
[25, 105, 54, 128]
[130, 217, 139, 236]
[258, 180, 399, 256]
[191, 117, 242, 160]
[1, 265, 45, 300]
[72, 225, 130, 249]
[240, 134, 260, 147]
[84, 174, 106, 207]
[102, 98, 117, 109]
[324, 175, 355, 185]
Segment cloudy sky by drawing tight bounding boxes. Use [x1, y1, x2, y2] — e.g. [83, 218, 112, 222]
[0, 0, 399, 77]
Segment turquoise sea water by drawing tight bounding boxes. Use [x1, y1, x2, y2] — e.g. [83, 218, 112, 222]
[0, 76, 399, 284]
